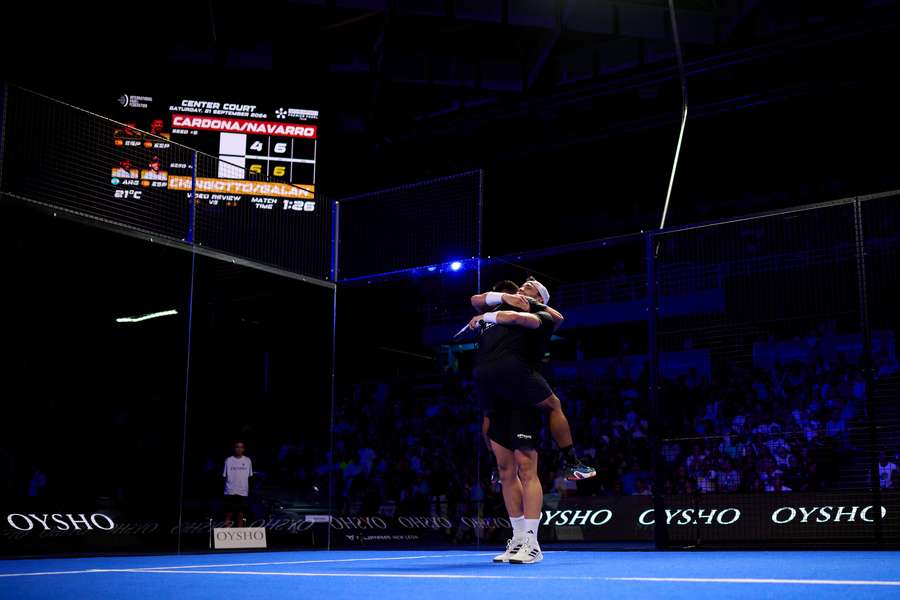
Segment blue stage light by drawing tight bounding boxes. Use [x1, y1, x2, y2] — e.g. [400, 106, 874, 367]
[450, 261, 462, 271]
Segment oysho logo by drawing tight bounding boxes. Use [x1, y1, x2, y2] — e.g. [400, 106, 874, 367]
[6, 513, 115, 532]
[638, 508, 741, 527]
[329, 516, 388, 530]
[212, 526, 267, 549]
[771, 505, 887, 524]
[215, 529, 265, 542]
[398, 516, 453, 530]
[543, 510, 613, 527]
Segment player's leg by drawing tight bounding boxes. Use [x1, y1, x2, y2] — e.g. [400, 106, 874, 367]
[526, 377, 595, 480]
[535, 393, 574, 448]
[515, 448, 542, 522]
[507, 409, 544, 564]
[508, 447, 543, 564]
[477, 378, 502, 487]
[483, 413, 502, 486]
[491, 440, 524, 520]
[489, 417, 529, 563]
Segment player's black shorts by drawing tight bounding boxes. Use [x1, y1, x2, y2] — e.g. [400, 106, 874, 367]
[487, 406, 543, 451]
[223, 494, 249, 513]
[474, 359, 553, 412]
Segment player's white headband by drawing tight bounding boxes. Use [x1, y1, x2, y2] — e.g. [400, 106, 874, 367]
[527, 279, 550, 305]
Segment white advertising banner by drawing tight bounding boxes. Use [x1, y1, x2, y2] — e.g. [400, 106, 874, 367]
[212, 527, 267, 549]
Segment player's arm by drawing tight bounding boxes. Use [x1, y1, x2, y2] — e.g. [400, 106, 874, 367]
[545, 306, 564, 330]
[468, 310, 542, 331]
[470, 292, 530, 313]
[525, 298, 565, 331]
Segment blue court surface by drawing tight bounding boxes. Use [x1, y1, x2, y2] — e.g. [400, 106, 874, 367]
[2, 549, 900, 599]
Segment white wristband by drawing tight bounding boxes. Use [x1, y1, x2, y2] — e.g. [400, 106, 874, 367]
[483, 312, 498, 324]
[484, 292, 503, 306]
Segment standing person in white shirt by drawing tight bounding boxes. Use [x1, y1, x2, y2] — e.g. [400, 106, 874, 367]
[223, 441, 253, 527]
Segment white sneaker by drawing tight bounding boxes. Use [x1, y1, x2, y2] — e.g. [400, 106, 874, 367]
[493, 536, 527, 563]
[508, 538, 543, 564]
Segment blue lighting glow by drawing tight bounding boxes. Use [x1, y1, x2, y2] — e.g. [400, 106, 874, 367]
[427, 266, 437, 272]
[450, 261, 462, 271]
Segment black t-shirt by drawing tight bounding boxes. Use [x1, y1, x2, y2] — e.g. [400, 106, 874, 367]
[473, 306, 554, 370]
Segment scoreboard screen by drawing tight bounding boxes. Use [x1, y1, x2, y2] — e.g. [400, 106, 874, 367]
[109, 93, 319, 213]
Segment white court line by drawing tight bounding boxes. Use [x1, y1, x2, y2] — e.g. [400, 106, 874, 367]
[4, 566, 900, 588]
[0, 553, 496, 578]
[0, 570, 109, 578]
[120, 570, 900, 587]
[610, 576, 900, 587]
[138, 553, 497, 571]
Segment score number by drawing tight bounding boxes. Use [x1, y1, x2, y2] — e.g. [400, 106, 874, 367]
[249, 164, 286, 177]
[247, 140, 291, 180]
[250, 140, 288, 154]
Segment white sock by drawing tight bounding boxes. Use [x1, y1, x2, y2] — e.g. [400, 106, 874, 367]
[524, 518, 540, 544]
[510, 515, 526, 537]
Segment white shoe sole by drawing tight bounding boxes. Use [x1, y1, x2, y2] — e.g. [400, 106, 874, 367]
[509, 553, 543, 564]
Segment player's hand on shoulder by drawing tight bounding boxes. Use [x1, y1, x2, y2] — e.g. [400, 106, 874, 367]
[504, 293, 530, 311]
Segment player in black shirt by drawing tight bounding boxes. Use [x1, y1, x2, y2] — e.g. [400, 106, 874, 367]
[471, 279, 594, 482]
[467, 278, 594, 564]
[468, 291, 550, 563]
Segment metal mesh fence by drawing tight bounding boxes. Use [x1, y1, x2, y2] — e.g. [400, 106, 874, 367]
[860, 191, 900, 542]
[358, 195, 900, 548]
[1, 85, 192, 240]
[649, 200, 887, 546]
[336, 171, 482, 281]
[0, 85, 332, 280]
[192, 150, 331, 279]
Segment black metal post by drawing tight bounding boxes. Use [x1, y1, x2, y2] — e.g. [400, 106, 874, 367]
[646, 232, 669, 549]
[853, 198, 882, 543]
[0, 81, 8, 193]
[328, 199, 340, 550]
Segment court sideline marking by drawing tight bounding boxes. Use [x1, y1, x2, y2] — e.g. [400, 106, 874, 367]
[0, 553, 496, 578]
[138, 552, 499, 570]
[4, 553, 900, 588]
[119, 570, 900, 587]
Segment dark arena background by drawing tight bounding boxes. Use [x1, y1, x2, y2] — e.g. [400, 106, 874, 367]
[2, 1, 900, 599]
